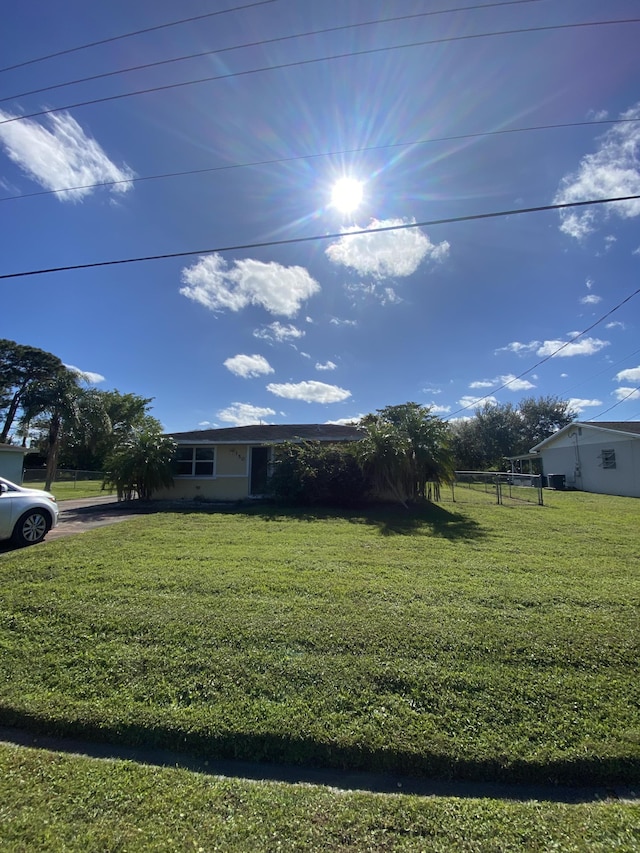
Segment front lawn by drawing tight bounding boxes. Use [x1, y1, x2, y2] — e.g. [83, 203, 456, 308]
[0, 491, 638, 787]
[1, 743, 638, 852]
[27, 479, 113, 501]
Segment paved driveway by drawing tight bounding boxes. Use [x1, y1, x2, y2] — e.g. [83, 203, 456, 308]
[46, 495, 150, 541]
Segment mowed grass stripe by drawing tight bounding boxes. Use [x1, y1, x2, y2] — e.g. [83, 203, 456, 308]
[0, 491, 638, 785]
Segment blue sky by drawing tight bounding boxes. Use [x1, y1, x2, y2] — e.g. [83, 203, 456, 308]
[2, 0, 640, 431]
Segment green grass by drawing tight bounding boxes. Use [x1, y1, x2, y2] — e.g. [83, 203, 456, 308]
[0, 491, 638, 789]
[1, 744, 638, 852]
[26, 479, 113, 501]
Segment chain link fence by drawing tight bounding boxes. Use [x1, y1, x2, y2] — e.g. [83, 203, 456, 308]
[436, 472, 544, 506]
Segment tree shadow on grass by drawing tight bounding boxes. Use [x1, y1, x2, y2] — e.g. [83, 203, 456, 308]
[0, 708, 635, 802]
[142, 499, 484, 542]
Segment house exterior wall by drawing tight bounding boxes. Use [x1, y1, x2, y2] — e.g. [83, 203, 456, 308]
[153, 442, 252, 501]
[540, 428, 640, 498]
[0, 449, 26, 484]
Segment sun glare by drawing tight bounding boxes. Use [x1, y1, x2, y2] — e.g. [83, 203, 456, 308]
[330, 177, 363, 214]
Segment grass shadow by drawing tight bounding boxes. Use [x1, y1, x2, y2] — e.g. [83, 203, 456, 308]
[123, 499, 485, 542]
[0, 708, 635, 800]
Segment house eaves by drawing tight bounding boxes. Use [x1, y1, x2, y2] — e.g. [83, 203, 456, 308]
[530, 421, 640, 453]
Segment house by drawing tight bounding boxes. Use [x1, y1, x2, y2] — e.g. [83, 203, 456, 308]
[0, 444, 29, 484]
[530, 421, 640, 498]
[155, 423, 364, 501]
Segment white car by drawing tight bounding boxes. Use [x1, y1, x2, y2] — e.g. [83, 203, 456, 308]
[0, 477, 59, 546]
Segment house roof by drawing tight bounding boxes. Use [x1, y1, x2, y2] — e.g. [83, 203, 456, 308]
[530, 421, 640, 452]
[0, 444, 29, 455]
[168, 423, 364, 445]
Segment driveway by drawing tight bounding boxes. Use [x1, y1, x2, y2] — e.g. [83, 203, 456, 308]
[46, 495, 151, 541]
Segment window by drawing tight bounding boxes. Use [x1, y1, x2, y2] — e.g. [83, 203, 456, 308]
[601, 449, 616, 469]
[173, 447, 215, 477]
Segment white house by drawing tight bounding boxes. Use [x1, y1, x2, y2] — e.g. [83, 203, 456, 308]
[0, 445, 29, 484]
[155, 424, 364, 502]
[531, 421, 640, 498]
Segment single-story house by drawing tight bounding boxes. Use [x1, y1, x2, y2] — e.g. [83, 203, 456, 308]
[155, 423, 364, 501]
[0, 444, 29, 484]
[530, 421, 640, 498]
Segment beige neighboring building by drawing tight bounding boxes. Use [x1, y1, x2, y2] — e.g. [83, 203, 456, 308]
[531, 421, 640, 498]
[155, 424, 363, 502]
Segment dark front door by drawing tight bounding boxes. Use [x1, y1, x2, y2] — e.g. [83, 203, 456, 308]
[250, 447, 269, 495]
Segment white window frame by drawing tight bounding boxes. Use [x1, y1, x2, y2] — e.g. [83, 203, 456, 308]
[173, 446, 215, 478]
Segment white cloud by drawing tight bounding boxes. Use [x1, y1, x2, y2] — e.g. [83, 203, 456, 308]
[495, 340, 540, 355]
[315, 360, 337, 371]
[554, 104, 640, 238]
[568, 397, 602, 414]
[580, 294, 602, 305]
[266, 380, 351, 404]
[253, 321, 304, 343]
[326, 218, 449, 280]
[613, 387, 640, 401]
[330, 317, 357, 327]
[535, 336, 609, 357]
[180, 254, 320, 317]
[605, 321, 625, 330]
[346, 281, 403, 305]
[429, 404, 451, 414]
[604, 234, 617, 250]
[0, 110, 133, 201]
[223, 354, 274, 379]
[217, 402, 276, 426]
[615, 365, 640, 383]
[325, 416, 364, 425]
[469, 374, 535, 391]
[458, 395, 498, 410]
[64, 364, 105, 384]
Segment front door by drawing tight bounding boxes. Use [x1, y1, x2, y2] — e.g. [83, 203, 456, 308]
[250, 447, 269, 496]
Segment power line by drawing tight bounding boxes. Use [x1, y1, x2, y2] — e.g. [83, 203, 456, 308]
[591, 386, 640, 419]
[2, 116, 638, 205]
[2, 18, 637, 128]
[445, 284, 640, 418]
[0, 0, 279, 75]
[1, 194, 638, 281]
[0, 0, 545, 104]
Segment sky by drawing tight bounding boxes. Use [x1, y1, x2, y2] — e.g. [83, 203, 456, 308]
[2, 0, 640, 432]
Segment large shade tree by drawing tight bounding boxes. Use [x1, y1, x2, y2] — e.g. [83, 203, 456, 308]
[19, 368, 85, 490]
[0, 339, 64, 443]
[450, 397, 577, 471]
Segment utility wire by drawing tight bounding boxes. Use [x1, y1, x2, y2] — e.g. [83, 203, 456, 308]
[2, 116, 638, 204]
[0, 0, 546, 104]
[446, 284, 640, 418]
[591, 386, 640, 419]
[1, 194, 638, 281]
[2, 18, 637, 128]
[0, 0, 279, 75]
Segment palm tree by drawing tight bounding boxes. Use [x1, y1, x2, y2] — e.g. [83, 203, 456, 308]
[358, 403, 454, 506]
[104, 428, 176, 500]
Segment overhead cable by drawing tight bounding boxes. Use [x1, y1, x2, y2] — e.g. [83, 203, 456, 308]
[0, 0, 279, 75]
[1, 194, 638, 281]
[0, 0, 546, 104]
[2, 18, 638, 128]
[445, 285, 640, 418]
[591, 387, 640, 419]
[2, 116, 638, 204]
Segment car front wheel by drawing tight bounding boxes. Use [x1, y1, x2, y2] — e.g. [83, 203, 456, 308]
[12, 510, 51, 547]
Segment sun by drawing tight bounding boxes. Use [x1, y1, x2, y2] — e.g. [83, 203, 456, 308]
[330, 177, 363, 214]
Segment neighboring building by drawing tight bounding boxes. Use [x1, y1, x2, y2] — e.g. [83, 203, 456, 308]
[0, 445, 29, 484]
[531, 421, 640, 498]
[155, 424, 363, 501]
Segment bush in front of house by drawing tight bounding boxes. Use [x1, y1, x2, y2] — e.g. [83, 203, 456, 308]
[267, 440, 368, 507]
